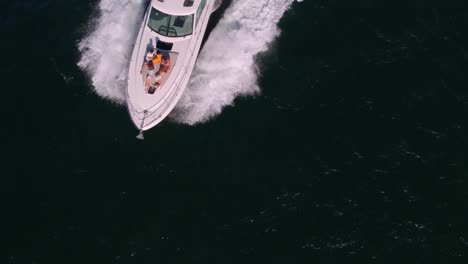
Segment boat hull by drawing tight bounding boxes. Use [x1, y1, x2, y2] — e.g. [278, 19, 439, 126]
[126, 0, 215, 131]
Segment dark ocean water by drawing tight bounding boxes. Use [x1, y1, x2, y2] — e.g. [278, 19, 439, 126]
[2, 0, 468, 263]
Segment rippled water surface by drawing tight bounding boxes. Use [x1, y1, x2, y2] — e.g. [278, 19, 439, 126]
[3, 0, 468, 263]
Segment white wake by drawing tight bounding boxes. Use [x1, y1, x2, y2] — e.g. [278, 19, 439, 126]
[77, 0, 147, 102]
[77, 0, 296, 123]
[172, 0, 295, 124]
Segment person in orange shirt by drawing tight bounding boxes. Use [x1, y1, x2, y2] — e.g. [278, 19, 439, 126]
[152, 50, 163, 66]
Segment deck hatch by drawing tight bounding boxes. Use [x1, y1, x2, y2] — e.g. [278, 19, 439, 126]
[184, 0, 194, 7]
[156, 41, 173, 51]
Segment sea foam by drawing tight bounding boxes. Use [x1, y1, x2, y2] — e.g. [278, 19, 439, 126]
[77, 0, 295, 123]
[172, 0, 295, 124]
[77, 0, 147, 102]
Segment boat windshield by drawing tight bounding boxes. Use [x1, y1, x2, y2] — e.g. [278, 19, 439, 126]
[148, 7, 194, 37]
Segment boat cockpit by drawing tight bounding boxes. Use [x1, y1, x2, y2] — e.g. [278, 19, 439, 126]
[139, 0, 208, 94]
[140, 45, 178, 95]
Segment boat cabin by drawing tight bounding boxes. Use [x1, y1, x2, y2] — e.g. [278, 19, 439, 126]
[148, 0, 207, 38]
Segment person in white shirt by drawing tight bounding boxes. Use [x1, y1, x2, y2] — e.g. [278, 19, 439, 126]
[145, 49, 155, 62]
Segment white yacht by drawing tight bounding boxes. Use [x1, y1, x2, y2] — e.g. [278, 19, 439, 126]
[126, 0, 220, 138]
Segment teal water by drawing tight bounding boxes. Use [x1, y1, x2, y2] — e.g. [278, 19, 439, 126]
[3, 0, 468, 263]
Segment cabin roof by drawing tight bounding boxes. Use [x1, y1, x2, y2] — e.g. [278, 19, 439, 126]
[152, 0, 202, 16]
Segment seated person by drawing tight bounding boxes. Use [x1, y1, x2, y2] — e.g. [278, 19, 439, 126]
[145, 62, 162, 93]
[159, 57, 171, 75]
[141, 50, 162, 74]
[140, 61, 148, 75]
[147, 82, 160, 94]
[145, 62, 155, 92]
